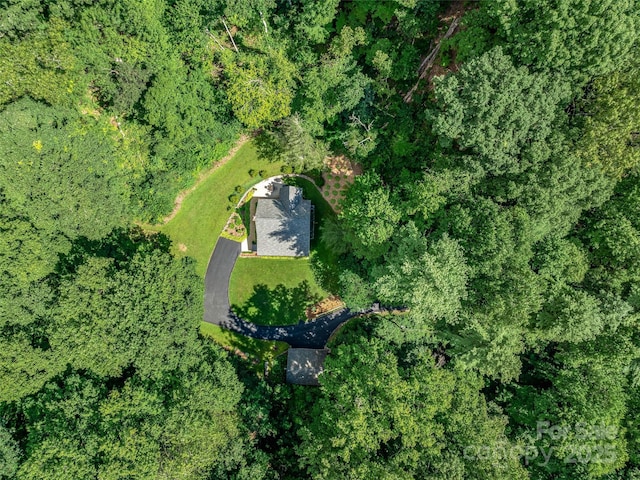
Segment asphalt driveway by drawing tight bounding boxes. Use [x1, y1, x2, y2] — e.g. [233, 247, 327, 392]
[204, 237, 241, 326]
[203, 237, 367, 348]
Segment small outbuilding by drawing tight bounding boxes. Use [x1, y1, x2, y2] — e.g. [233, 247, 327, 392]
[286, 348, 330, 386]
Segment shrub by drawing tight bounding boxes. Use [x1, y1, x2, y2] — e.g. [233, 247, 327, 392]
[280, 165, 293, 174]
[306, 168, 325, 187]
[235, 185, 243, 193]
[440, 49, 452, 68]
[248, 169, 257, 177]
[228, 193, 240, 204]
[258, 169, 267, 177]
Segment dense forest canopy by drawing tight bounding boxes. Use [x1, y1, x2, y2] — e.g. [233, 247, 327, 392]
[1, 0, 640, 479]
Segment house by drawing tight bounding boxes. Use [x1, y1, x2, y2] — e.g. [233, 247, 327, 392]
[254, 185, 312, 257]
[286, 348, 330, 386]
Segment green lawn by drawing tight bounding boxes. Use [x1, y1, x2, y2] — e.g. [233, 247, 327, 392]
[284, 176, 341, 293]
[144, 145, 342, 352]
[230, 257, 329, 305]
[147, 141, 284, 277]
[229, 257, 329, 326]
[143, 140, 286, 360]
[227, 178, 341, 326]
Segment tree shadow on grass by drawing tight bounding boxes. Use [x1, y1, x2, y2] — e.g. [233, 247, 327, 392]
[282, 177, 343, 293]
[310, 250, 341, 294]
[253, 130, 282, 162]
[231, 281, 321, 326]
[200, 324, 287, 370]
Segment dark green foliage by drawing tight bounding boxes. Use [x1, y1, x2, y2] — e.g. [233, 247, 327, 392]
[505, 341, 635, 478]
[440, 10, 496, 64]
[2, 0, 640, 478]
[1, 228, 259, 478]
[286, 0, 341, 44]
[319, 217, 347, 256]
[339, 172, 402, 260]
[374, 226, 469, 337]
[338, 269, 374, 310]
[433, 47, 570, 176]
[578, 174, 640, 296]
[0, 99, 129, 241]
[305, 169, 325, 188]
[50, 251, 203, 380]
[97, 61, 152, 114]
[576, 69, 640, 177]
[272, 114, 328, 171]
[221, 48, 296, 129]
[296, 329, 528, 479]
[0, 18, 81, 106]
[481, 0, 639, 85]
[15, 356, 253, 479]
[293, 26, 372, 135]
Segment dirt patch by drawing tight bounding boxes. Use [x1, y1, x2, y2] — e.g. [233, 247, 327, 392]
[321, 156, 363, 213]
[306, 295, 345, 320]
[81, 106, 101, 118]
[403, 0, 472, 101]
[161, 135, 250, 224]
[178, 243, 188, 252]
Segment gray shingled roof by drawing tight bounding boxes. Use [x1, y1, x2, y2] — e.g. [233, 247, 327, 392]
[255, 186, 311, 257]
[286, 348, 330, 386]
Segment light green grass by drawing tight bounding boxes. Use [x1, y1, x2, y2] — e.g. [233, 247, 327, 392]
[226, 178, 342, 327]
[230, 257, 329, 306]
[228, 257, 331, 326]
[227, 175, 342, 325]
[200, 322, 288, 364]
[147, 142, 283, 277]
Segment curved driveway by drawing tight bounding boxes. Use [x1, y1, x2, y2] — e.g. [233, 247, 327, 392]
[203, 237, 369, 348]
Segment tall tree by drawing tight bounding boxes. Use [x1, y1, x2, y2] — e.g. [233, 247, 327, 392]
[476, 0, 639, 84]
[273, 114, 327, 171]
[576, 69, 640, 178]
[0, 18, 80, 106]
[375, 226, 469, 338]
[296, 332, 528, 479]
[0, 423, 19, 480]
[432, 47, 569, 176]
[339, 172, 402, 260]
[222, 48, 296, 129]
[294, 26, 371, 135]
[0, 99, 129, 241]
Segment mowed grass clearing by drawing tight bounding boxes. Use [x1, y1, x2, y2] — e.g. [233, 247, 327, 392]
[146, 141, 284, 277]
[144, 141, 285, 361]
[229, 257, 329, 306]
[227, 179, 340, 326]
[229, 257, 329, 305]
[228, 257, 331, 326]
